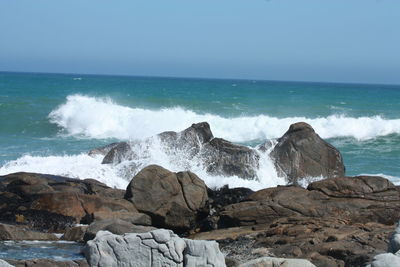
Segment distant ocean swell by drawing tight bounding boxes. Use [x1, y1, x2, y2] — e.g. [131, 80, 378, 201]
[49, 94, 400, 142]
[1, 93, 400, 191]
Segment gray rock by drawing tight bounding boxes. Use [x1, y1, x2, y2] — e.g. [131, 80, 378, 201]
[84, 229, 226, 267]
[389, 221, 400, 253]
[270, 122, 345, 184]
[238, 257, 316, 267]
[369, 253, 400, 267]
[0, 259, 14, 267]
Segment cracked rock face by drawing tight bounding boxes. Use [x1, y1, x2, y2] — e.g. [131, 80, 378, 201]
[124, 165, 208, 231]
[84, 229, 226, 267]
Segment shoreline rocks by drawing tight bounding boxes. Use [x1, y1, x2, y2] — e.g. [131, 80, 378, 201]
[84, 229, 226, 267]
[96, 122, 345, 184]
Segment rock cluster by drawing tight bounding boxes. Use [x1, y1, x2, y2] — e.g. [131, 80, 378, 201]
[84, 229, 226, 267]
[0, 122, 397, 267]
[97, 122, 345, 184]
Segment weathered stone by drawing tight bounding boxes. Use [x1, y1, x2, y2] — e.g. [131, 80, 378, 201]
[220, 176, 400, 227]
[125, 165, 208, 231]
[270, 122, 345, 184]
[84, 229, 226, 267]
[0, 223, 58, 241]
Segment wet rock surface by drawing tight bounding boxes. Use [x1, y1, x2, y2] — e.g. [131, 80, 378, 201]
[98, 122, 345, 183]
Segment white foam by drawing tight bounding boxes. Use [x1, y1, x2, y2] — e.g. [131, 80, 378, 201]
[0, 154, 128, 189]
[0, 138, 286, 191]
[49, 94, 400, 142]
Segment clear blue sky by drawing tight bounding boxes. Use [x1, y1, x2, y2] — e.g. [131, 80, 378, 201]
[0, 0, 399, 84]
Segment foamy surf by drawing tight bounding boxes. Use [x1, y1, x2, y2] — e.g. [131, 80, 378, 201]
[0, 138, 286, 191]
[49, 94, 400, 142]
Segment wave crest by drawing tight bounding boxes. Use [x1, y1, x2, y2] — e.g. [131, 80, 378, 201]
[49, 95, 400, 142]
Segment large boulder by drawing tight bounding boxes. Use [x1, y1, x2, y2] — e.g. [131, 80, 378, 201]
[100, 122, 259, 180]
[124, 165, 208, 231]
[84, 229, 226, 267]
[270, 122, 345, 184]
[201, 138, 259, 179]
[219, 176, 400, 227]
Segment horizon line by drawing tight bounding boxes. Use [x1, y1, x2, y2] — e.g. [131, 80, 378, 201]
[1, 70, 399, 87]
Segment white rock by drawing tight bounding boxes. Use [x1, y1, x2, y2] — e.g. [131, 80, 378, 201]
[238, 256, 316, 267]
[389, 221, 400, 253]
[84, 229, 226, 267]
[0, 259, 14, 267]
[369, 253, 400, 267]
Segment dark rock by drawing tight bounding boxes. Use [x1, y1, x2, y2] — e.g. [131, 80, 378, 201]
[270, 122, 345, 184]
[101, 142, 132, 164]
[88, 142, 121, 157]
[202, 138, 259, 179]
[124, 165, 208, 232]
[100, 122, 260, 180]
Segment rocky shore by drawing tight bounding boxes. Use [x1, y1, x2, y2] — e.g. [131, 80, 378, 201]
[0, 122, 398, 266]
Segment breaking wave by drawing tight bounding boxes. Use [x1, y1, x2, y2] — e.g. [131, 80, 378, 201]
[49, 95, 400, 142]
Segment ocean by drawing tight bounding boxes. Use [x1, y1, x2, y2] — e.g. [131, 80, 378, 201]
[0, 71, 399, 190]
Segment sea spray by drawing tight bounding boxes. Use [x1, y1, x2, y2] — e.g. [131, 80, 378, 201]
[49, 94, 400, 142]
[0, 136, 286, 191]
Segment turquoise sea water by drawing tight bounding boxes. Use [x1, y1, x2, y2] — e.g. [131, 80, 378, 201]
[0, 71, 399, 188]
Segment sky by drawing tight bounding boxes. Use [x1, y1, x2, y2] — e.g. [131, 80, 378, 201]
[0, 0, 399, 84]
